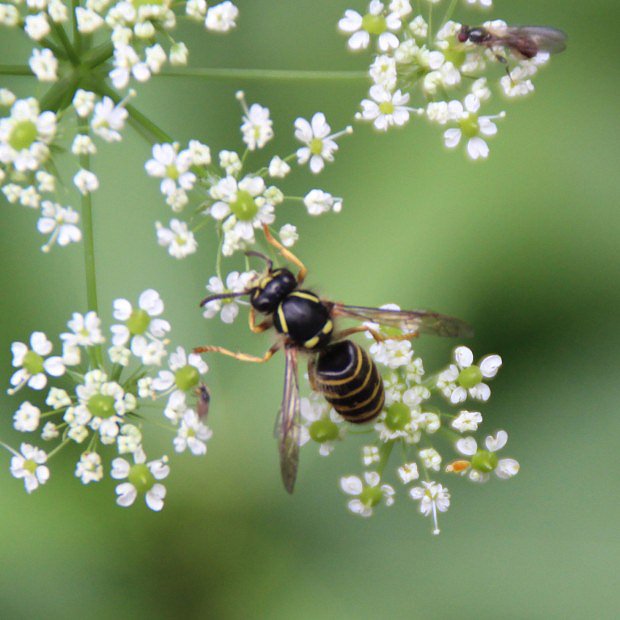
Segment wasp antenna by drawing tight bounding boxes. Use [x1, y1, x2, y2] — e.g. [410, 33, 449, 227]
[245, 250, 273, 271]
[199, 290, 249, 307]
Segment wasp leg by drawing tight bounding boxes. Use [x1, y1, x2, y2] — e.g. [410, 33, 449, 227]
[262, 224, 308, 285]
[193, 342, 281, 363]
[249, 306, 272, 334]
[334, 325, 419, 343]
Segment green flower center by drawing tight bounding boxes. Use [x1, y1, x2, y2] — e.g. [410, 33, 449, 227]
[385, 403, 411, 431]
[88, 394, 116, 418]
[458, 365, 483, 389]
[309, 419, 339, 443]
[362, 13, 386, 35]
[379, 101, 395, 115]
[128, 463, 155, 492]
[360, 486, 383, 507]
[165, 164, 179, 180]
[132, 0, 163, 7]
[24, 459, 38, 475]
[127, 309, 151, 335]
[471, 450, 498, 473]
[443, 49, 466, 67]
[9, 120, 37, 150]
[175, 365, 200, 391]
[23, 350, 44, 375]
[309, 138, 324, 156]
[230, 190, 258, 221]
[459, 113, 480, 138]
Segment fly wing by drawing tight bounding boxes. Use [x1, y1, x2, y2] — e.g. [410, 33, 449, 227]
[275, 346, 301, 494]
[332, 303, 474, 338]
[507, 26, 567, 54]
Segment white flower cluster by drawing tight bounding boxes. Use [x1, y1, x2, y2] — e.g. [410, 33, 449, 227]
[4, 290, 212, 510]
[0, 89, 134, 251]
[339, 1, 559, 159]
[150, 92, 349, 260]
[324, 333, 519, 534]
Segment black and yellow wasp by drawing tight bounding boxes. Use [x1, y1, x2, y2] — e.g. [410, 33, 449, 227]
[194, 226, 472, 493]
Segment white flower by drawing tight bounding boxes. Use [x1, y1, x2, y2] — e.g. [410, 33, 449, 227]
[170, 42, 189, 65]
[202, 271, 255, 323]
[437, 346, 502, 404]
[73, 90, 96, 117]
[155, 219, 198, 259]
[173, 410, 213, 455]
[398, 462, 419, 483]
[117, 424, 142, 455]
[75, 7, 103, 33]
[338, 2, 401, 52]
[13, 401, 41, 432]
[91, 96, 128, 142]
[37, 201, 81, 252]
[0, 98, 56, 172]
[362, 445, 380, 466]
[70, 370, 136, 444]
[71, 134, 97, 155]
[9, 331, 65, 393]
[61, 311, 105, 348]
[419, 447, 441, 471]
[218, 149, 241, 175]
[299, 396, 345, 456]
[279, 224, 298, 248]
[239, 97, 273, 151]
[29, 48, 58, 82]
[452, 410, 483, 432]
[145, 143, 196, 198]
[41, 422, 59, 440]
[152, 346, 209, 397]
[24, 12, 50, 40]
[111, 449, 169, 511]
[442, 95, 505, 160]
[295, 113, 348, 174]
[341, 471, 395, 517]
[410, 481, 450, 535]
[163, 390, 189, 423]
[465, 0, 492, 7]
[358, 85, 415, 131]
[370, 339, 413, 369]
[268, 156, 291, 178]
[73, 169, 99, 195]
[10, 443, 49, 493]
[208, 175, 275, 251]
[75, 452, 103, 484]
[46, 387, 71, 409]
[369, 54, 398, 90]
[205, 1, 238, 32]
[455, 430, 519, 482]
[111, 289, 170, 349]
[303, 189, 342, 216]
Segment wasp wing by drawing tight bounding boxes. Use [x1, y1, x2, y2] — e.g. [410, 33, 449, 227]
[275, 346, 301, 494]
[332, 303, 474, 338]
[506, 26, 567, 54]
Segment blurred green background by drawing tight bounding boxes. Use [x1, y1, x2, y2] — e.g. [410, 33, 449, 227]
[1, 0, 619, 618]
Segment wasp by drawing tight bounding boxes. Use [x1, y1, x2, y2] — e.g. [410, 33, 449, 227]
[457, 24, 567, 61]
[194, 226, 472, 493]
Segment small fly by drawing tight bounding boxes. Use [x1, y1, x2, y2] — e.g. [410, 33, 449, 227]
[457, 24, 567, 62]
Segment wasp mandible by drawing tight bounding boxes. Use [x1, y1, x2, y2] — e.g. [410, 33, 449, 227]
[194, 226, 473, 493]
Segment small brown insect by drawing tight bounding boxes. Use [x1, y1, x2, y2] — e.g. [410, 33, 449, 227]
[195, 383, 211, 420]
[457, 24, 567, 61]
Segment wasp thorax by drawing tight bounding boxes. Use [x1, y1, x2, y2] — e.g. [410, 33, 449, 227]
[250, 268, 297, 313]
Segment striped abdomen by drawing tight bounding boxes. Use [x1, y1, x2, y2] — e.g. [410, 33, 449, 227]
[308, 340, 384, 424]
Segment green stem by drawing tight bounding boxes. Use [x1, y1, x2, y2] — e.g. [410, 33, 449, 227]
[40, 36, 69, 60]
[0, 65, 34, 76]
[47, 438, 71, 460]
[441, 0, 459, 29]
[158, 67, 369, 82]
[95, 81, 173, 143]
[79, 127, 99, 317]
[83, 41, 114, 69]
[72, 0, 81, 54]
[50, 22, 80, 65]
[377, 441, 394, 477]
